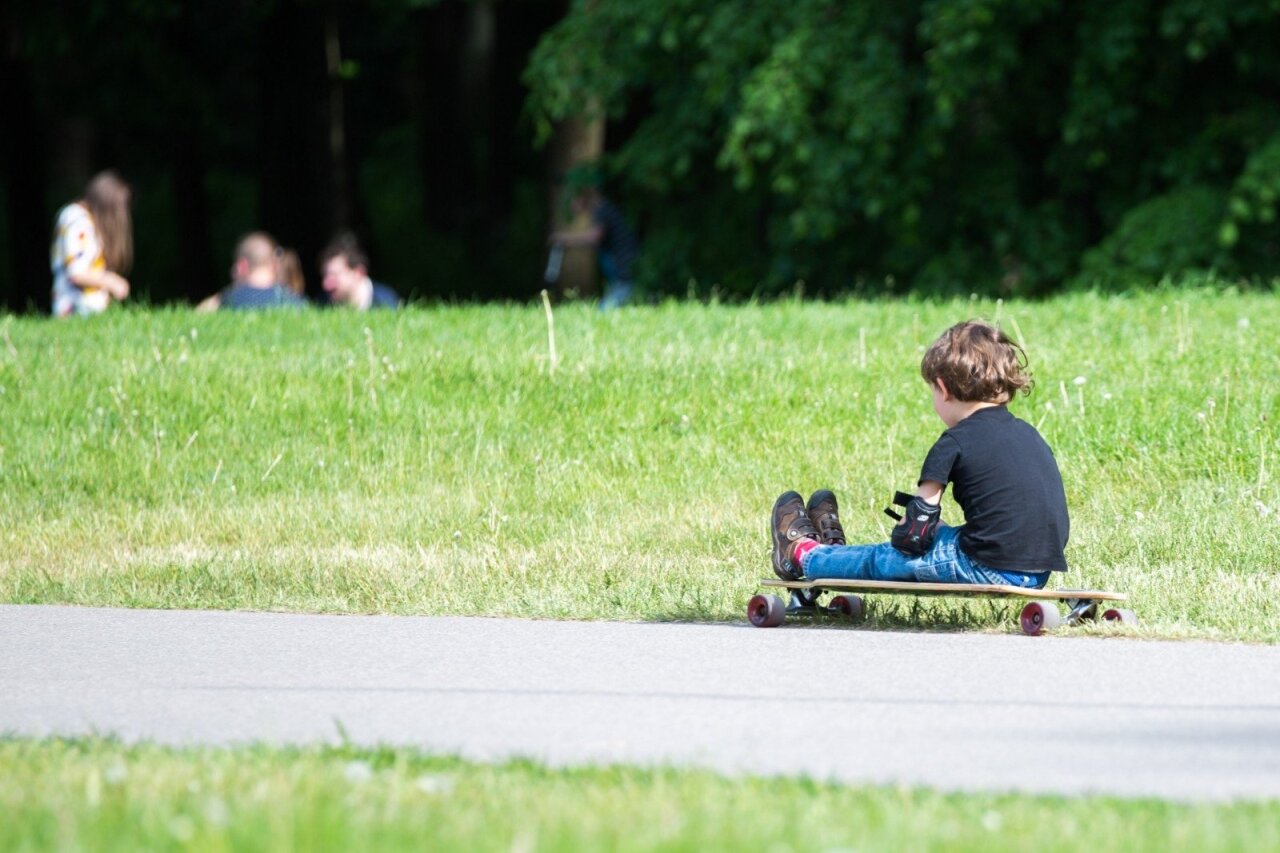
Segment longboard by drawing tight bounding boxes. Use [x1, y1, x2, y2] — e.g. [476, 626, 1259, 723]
[749, 578, 1133, 635]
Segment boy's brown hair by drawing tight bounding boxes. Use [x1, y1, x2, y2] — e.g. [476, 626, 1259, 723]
[920, 320, 1033, 403]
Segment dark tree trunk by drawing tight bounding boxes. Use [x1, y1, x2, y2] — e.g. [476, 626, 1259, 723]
[162, 12, 216, 301]
[459, 0, 495, 224]
[0, 18, 50, 312]
[171, 130, 214, 301]
[419, 0, 467, 232]
[258, 0, 327, 290]
[324, 1, 350, 235]
[548, 114, 603, 300]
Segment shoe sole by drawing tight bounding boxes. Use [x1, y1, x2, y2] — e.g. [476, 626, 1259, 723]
[771, 491, 805, 581]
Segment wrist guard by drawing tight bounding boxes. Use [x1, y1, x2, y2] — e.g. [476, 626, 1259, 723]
[889, 495, 941, 557]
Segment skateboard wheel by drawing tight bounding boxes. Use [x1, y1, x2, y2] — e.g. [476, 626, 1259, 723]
[828, 595, 865, 622]
[1019, 600, 1061, 636]
[1102, 608, 1138, 626]
[748, 594, 786, 628]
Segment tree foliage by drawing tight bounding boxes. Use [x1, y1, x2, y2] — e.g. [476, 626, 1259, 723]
[0, 0, 558, 310]
[526, 0, 1280, 296]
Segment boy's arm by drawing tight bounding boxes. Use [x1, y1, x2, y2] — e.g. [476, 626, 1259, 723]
[917, 480, 944, 505]
[888, 481, 944, 556]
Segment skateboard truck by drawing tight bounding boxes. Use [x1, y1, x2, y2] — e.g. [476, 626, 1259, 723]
[788, 589, 821, 612]
[1065, 598, 1099, 625]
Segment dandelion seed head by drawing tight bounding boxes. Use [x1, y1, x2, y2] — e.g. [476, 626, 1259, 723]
[104, 761, 128, 785]
[344, 761, 373, 783]
[415, 773, 456, 795]
[204, 797, 230, 826]
[169, 816, 195, 842]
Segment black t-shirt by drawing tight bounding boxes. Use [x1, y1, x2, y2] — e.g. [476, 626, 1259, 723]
[918, 406, 1069, 572]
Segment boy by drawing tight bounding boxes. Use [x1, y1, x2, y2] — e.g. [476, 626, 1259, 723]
[770, 320, 1068, 589]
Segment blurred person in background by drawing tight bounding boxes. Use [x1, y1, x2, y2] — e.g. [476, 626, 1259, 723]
[319, 232, 400, 309]
[196, 232, 309, 311]
[50, 170, 133, 317]
[278, 248, 307, 298]
[549, 176, 640, 311]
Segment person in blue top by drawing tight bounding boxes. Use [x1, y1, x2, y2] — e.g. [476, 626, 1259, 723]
[550, 182, 640, 311]
[318, 232, 400, 310]
[196, 232, 309, 312]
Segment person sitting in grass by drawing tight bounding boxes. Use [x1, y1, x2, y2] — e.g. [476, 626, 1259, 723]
[196, 232, 309, 312]
[50, 170, 133, 317]
[319, 232, 400, 310]
[770, 319, 1068, 590]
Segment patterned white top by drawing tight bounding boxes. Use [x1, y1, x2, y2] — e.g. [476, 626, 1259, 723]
[50, 202, 110, 317]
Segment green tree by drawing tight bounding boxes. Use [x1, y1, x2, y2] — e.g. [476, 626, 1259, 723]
[525, 0, 1280, 296]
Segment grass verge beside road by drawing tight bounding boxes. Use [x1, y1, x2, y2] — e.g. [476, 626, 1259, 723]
[2, 287, 1279, 639]
[2, 738, 1275, 852]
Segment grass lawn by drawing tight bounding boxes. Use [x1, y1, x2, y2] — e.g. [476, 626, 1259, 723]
[2, 737, 1276, 852]
[1, 287, 1278, 640]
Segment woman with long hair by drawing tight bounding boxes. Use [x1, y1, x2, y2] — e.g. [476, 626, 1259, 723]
[50, 170, 133, 317]
[277, 247, 306, 296]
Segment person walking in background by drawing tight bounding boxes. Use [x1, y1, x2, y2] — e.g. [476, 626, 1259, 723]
[319, 232, 400, 309]
[196, 232, 309, 312]
[550, 179, 640, 311]
[50, 170, 133, 317]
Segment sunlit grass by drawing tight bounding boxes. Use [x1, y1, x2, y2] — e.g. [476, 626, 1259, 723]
[2, 286, 1278, 639]
[1, 737, 1276, 852]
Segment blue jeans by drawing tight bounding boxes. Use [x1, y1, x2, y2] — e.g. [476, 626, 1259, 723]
[599, 280, 633, 311]
[802, 525, 1048, 588]
[598, 251, 634, 311]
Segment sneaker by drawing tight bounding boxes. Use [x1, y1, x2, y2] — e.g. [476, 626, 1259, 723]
[806, 489, 846, 546]
[770, 491, 820, 581]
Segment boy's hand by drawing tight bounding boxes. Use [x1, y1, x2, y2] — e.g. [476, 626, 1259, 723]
[890, 496, 941, 556]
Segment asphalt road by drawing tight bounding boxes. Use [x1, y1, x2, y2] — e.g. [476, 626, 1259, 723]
[3, 605, 1278, 801]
